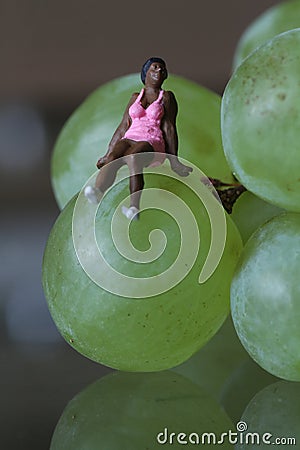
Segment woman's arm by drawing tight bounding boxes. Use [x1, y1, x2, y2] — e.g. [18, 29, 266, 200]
[97, 93, 138, 168]
[161, 91, 192, 176]
[108, 93, 138, 149]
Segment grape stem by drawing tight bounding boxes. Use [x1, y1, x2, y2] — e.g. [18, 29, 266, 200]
[208, 177, 246, 214]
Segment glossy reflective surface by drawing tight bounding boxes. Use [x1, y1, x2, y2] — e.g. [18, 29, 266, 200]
[0, 206, 112, 448]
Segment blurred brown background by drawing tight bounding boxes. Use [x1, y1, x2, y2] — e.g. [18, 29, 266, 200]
[1, 0, 281, 103]
[0, 1, 281, 449]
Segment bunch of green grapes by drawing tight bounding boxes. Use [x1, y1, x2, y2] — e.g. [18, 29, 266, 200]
[221, 26, 300, 382]
[222, 29, 300, 213]
[43, 74, 244, 371]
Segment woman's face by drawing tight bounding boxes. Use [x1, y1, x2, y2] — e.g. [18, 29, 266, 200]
[145, 62, 167, 87]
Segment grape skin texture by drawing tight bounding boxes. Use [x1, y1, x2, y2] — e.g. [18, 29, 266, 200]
[50, 371, 234, 450]
[233, 0, 300, 69]
[222, 29, 300, 212]
[231, 213, 300, 381]
[42, 180, 242, 372]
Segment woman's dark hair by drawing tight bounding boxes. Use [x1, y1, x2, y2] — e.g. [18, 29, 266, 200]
[141, 57, 168, 84]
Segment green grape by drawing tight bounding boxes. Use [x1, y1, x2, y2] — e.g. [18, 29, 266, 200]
[222, 29, 300, 212]
[52, 74, 234, 209]
[42, 171, 242, 372]
[220, 358, 278, 425]
[233, 0, 300, 69]
[231, 191, 284, 244]
[231, 213, 300, 381]
[173, 316, 248, 401]
[50, 371, 234, 449]
[236, 381, 300, 449]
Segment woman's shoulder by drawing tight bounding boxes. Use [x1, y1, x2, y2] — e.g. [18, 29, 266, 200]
[162, 90, 177, 107]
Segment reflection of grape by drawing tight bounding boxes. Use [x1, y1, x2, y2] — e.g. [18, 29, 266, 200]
[222, 29, 300, 212]
[51, 74, 233, 209]
[231, 191, 284, 243]
[233, 0, 300, 69]
[220, 358, 278, 425]
[42, 174, 242, 372]
[231, 213, 300, 381]
[236, 381, 300, 449]
[50, 371, 234, 450]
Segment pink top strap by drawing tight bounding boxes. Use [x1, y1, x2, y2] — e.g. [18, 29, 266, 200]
[136, 88, 145, 102]
[157, 89, 164, 102]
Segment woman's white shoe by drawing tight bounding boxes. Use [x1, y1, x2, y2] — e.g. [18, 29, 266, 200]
[121, 206, 139, 220]
[84, 186, 102, 204]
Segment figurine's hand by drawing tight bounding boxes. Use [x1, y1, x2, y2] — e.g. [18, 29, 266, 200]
[96, 156, 107, 169]
[171, 160, 193, 177]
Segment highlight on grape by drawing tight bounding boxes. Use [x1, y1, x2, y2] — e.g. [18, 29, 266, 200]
[72, 153, 227, 299]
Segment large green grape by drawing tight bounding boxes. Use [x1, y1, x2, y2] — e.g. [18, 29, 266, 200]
[231, 213, 300, 381]
[42, 169, 242, 372]
[50, 371, 234, 449]
[52, 74, 234, 209]
[236, 381, 300, 449]
[222, 29, 300, 212]
[233, 0, 300, 69]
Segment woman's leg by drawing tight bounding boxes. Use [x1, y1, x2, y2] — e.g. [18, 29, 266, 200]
[96, 139, 153, 208]
[85, 140, 131, 204]
[94, 140, 131, 191]
[86, 139, 154, 215]
[124, 141, 154, 212]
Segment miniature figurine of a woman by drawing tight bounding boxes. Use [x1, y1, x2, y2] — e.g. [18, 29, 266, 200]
[84, 57, 192, 219]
